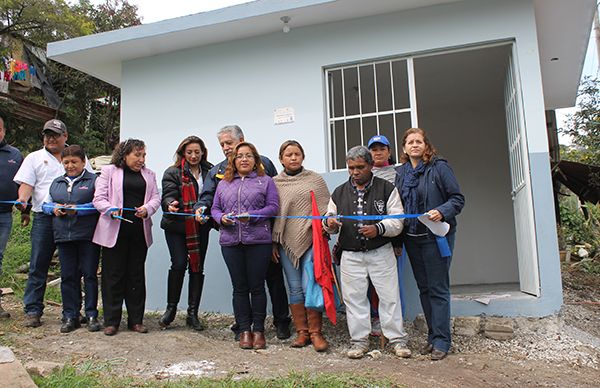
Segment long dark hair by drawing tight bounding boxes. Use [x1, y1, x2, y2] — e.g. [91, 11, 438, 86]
[111, 138, 145, 168]
[223, 142, 264, 182]
[172, 135, 208, 167]
[399, 128, 437, 164]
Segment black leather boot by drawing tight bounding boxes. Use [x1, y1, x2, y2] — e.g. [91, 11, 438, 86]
[186, 273, 205, 331]
[159, 270, 185, 328]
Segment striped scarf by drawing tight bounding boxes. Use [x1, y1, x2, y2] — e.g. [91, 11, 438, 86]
[181, 160, 202, 273]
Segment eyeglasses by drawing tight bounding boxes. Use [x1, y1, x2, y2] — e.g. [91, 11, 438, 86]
[235, 153, 255, 160]
[43, 132, 63, 139]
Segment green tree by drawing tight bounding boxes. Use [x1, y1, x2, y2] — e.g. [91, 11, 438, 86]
[0, 0, 141, 156]
[0, 0, 93, 46]
[561, 77, 600, 167]
[48, 0, 141, 156]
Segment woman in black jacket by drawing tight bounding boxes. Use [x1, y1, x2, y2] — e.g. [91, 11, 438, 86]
[159, 136, 213, 330]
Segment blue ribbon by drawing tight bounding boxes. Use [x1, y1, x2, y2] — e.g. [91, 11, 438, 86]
[2, 201, 425, 221]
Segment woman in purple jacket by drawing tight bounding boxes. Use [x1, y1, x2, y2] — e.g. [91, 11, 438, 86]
[211, 142, 279, 350]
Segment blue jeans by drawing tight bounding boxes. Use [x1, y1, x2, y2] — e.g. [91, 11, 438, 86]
[221, 244, 271, 332]
[0, 212, 12, 275]
[404, 233, 455, 353]
[23, 213, 56, 316]
[57, 241, 100, 319]
[279, 246, 311, 305]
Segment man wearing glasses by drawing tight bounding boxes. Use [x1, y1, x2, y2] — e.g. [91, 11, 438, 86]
[14, 119, 92, 328]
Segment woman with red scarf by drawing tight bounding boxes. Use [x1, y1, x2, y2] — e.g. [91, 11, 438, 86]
[159, 136, 213, 330]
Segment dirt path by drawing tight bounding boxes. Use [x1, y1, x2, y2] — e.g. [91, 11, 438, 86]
[1, 287, 600, 387]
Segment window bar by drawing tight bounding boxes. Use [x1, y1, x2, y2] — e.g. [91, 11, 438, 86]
[341, 68, 348, 166]
[389, 61, 398, 163]
[407, 57, 418, 128]
[357, 65, 364, 146]
[373, 63, 380, 135]
[327, 71, 336, 170]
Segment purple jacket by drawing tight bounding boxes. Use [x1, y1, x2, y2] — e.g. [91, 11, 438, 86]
[211, 172, 279, 246]
[92, 164, 160, 248]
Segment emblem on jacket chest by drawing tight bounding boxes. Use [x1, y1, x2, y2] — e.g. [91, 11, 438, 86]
[374, 200, 385, 214]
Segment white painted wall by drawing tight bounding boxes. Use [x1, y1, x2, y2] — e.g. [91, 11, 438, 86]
[118, 0, 554, 312]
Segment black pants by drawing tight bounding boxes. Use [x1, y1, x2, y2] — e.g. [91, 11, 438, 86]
[222, 244, 271, 332]
[57, 240, 100, 319]
[164, 228, 209, 273]
[266, 259, 291, 327]
[101, 225, 148, 328]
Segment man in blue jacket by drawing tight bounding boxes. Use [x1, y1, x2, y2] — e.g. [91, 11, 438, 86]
[0, 115, 25, 319]
[194, 125, 291, 340]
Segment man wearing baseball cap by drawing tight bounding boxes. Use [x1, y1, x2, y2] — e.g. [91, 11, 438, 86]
[13, 119, 87, 327]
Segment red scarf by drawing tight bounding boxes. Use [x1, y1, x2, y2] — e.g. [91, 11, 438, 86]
[311, 191, 337, 324]
[181, 160, 202, 273]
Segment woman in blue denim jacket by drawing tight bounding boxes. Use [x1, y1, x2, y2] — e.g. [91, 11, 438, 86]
[395, 128, 465, 361]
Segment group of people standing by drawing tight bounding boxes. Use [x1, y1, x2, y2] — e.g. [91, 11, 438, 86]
[0, 116, 464, 361]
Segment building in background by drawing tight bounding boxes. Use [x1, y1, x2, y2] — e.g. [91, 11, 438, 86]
[47, 0, 595, 318]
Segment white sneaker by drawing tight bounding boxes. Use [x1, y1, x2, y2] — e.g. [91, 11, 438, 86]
[347, 343, 369, 359]
[392, 343, 412, 358]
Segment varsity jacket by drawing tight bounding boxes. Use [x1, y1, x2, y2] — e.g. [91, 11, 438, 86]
[324, 174, 404, 251]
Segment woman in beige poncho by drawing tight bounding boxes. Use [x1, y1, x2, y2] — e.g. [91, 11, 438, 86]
[272, 140, 330, 352]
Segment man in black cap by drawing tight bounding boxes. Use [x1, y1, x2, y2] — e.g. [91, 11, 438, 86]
[14, 119, 71, 327]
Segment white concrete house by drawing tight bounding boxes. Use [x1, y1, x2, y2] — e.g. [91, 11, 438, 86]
[47, 0, 594, 319]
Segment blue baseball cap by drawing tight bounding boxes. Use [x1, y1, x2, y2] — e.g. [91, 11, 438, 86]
[367, 134, 390, 148]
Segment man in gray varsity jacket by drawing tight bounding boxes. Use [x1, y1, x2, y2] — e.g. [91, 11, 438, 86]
[323, 145, 410, 360]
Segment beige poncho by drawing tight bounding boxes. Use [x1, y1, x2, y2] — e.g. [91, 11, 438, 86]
[272, 169, 330, 268]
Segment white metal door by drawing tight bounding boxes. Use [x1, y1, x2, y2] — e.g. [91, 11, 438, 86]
[504, 51, 540, 296]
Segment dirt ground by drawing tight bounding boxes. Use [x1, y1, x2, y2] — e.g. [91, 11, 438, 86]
[1, 268, 600, 387]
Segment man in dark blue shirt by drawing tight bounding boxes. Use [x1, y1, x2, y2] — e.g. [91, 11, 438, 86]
[195, 125, 291, 340]
[0, 115, 25, 319]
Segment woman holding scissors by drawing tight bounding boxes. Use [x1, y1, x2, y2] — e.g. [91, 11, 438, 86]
[93, 138, 160, 336]
[211, 142, 279, 350]
[158, 135, 213, 330]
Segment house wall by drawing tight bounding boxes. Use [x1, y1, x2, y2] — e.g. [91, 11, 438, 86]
[121, 0, 561, 318]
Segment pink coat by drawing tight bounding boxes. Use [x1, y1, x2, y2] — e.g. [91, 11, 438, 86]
[92, 164, 160, 248]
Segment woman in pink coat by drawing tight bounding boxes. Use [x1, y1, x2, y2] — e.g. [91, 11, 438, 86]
[93, 139, 160, 336]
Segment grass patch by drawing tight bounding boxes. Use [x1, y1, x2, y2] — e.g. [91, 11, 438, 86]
[34, 363, 398, 388]
[0, 211, 61, 303]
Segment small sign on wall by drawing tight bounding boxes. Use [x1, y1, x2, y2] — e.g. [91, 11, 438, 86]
[274, 107, 295, 125]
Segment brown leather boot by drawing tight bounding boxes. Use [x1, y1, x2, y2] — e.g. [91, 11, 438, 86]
[239, 331, 253, 349]
[289, 303, 310, 348]
[307, 309, 328, 352]
[253, 331, 266, 349]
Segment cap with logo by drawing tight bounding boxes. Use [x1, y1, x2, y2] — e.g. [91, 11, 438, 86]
[367, 134, 390, 148]
[42, 119, 67, 135]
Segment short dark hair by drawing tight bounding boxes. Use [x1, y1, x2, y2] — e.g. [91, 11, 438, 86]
[61, 145, 86, 161]
[111, 138, 145, 168]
